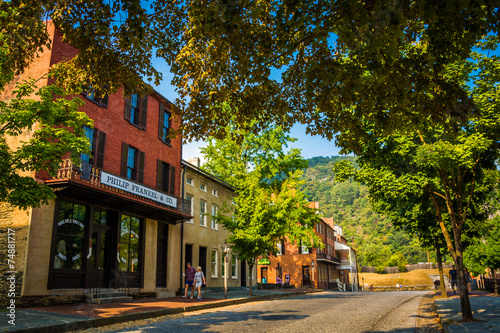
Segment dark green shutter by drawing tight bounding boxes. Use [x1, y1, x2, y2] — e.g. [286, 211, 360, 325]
[156, 159, 163, 190]
[91, 128, 98, 165]
[140, 95, 148, 129]
[101, 94, 108, 108]
[158, 104, 165, 141]
[138, 150, 145, 183]
[124, 98, 131, 121]
[121, 143, 129, 177]
[95, 130, 106, 169]
[169, 165, 175, 195]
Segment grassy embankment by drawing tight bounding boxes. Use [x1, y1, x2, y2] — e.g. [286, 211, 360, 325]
[359, 269, 443, 287]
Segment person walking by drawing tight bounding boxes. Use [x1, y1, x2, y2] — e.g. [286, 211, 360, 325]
[194, 266, 206, 300]
[182, 262, 196, 299]
[449, 265, 458, 295]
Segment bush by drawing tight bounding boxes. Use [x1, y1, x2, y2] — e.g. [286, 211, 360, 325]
[376, 265, 386, 274]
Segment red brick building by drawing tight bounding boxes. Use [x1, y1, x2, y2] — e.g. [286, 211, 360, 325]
[1, 24, 191, 301]
[257, 203, 359, 290]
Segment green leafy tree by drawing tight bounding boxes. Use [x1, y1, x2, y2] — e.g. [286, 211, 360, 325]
[334, 49, 500, 320]
[201, 123, 322, 295]
[9, 1, 497, 142]
[464, 214, 500, 293]
[0, 8, 92, 209]
[154, 1, 499, 143]
[302, 156, 429, 267]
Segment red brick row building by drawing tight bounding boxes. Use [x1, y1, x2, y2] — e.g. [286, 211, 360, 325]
[1, 24, 192, 302]
[257, 203, 359, 291]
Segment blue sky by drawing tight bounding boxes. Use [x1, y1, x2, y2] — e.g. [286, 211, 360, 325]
[151, 58, 343, 162]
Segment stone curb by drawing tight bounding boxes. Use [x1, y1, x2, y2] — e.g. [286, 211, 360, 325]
[19, 290, 315, 333]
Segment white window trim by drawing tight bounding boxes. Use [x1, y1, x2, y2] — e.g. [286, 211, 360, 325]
[231, 256, 238, 279]
[200, 200, 207, 227]
[211, 249, 218, 278]
[212, 188, 219, 197]
[186, 194, 194, 223]
[301, 242, 309, 254]
[211, 204, 218, 230]
[186, 177, 194, 186]
[200, 183, 207, 192]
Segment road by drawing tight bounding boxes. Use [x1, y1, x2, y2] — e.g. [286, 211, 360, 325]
[108, 291, 428, 333]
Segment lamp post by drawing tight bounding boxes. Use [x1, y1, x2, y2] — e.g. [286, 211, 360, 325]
[221, 242, 230, 299]
[311, 260, 315, 290]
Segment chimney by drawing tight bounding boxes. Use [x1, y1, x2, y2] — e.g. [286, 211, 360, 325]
[188, 157, 201, 168]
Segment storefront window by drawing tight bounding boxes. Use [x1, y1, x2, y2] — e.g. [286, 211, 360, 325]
[93, 210, 107, 225]
[119, 215, 141, 272]
[53, 201, 86, 270]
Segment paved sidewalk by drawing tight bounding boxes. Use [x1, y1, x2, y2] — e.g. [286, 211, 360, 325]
[434, 291, 500, 332]
[0, 288, 315, 332]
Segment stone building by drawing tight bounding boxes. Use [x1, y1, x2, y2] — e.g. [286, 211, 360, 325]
[179, 158, 252, 290]
[0, 24, 191, 304]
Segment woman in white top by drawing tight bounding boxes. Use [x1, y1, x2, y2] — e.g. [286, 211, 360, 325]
[195, 266, 206, 300]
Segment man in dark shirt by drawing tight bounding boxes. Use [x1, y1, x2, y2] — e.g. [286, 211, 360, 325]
[182, 262, 197, 299]
[449, 265, 458, 295]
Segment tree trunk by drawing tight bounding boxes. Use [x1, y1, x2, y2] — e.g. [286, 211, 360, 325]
[494, 269, 498, 295]
[248, 264, 254, 296]
[453, 239, 474, 322]
[436, 244, 447, 298]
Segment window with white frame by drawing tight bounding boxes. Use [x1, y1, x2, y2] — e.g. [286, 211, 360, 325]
[231, 255, 237, 278]
[211, 249, 218, 277]
[186, 177, 193, 186]
[186, 194, 194, 223]
[211, 204, 218, 230]
[212, 188, 218, 197]
[277, 239, 285, 255]
[200, 200, 207, 227]
[299, 241, 309, 254]
[200, 183, 207, 191]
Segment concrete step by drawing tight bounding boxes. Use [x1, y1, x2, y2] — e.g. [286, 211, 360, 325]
[90, 296, 134, 305]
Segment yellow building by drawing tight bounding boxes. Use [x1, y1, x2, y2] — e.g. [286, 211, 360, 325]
[179, 158, 252, 290]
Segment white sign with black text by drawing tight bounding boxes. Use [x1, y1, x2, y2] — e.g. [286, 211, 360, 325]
[100, 171, 177, 208]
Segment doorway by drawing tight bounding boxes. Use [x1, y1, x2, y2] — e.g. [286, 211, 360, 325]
[156, 223, 168, 287]
[185, 244, 193, 267]
[302, 265, 311, 286]
[261, 267, 268, 282]
[240, 260, 247, 286]
[88, 226, 112, 288]
[198, 246, 207, 274]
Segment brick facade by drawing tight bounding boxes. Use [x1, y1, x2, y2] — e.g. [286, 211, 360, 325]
[257, 203, 359, 290]
[0, 23, 190, 304]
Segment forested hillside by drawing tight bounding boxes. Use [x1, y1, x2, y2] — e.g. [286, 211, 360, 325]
[301, 156, 430, 269]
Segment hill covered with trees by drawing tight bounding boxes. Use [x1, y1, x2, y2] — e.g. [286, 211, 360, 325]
[301, 156, 431, 269]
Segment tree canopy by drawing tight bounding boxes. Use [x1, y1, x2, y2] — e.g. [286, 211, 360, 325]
[301, 155, 432, 268]
[0, 4, 92, 209]
[5, 1, 497, 147]
[333, 47, 500, 321]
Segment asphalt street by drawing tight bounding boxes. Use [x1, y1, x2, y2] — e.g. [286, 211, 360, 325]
[106, 291, 428, 333]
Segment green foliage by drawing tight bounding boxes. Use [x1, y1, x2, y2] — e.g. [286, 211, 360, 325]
[301, 156, 430, 267]
[0, 9, 92, 209]
[201, 124, 322, 269]
[9, 1, 496, 145]
[333, 47, 500, 320]
[464, 215, 500, 277]
[152, 0, 499, 146]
